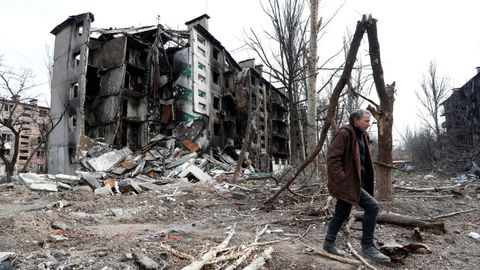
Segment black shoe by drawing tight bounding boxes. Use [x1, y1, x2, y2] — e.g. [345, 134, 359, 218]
[361, 244, 391, 263]
[323, 239, 346, 257]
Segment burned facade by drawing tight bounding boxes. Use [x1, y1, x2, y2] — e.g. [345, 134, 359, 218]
[48, 13, 289, 174]
[442, 69, 480, 156]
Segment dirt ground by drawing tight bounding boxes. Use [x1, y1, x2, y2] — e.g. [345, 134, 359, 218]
[0, 172, 479, 270]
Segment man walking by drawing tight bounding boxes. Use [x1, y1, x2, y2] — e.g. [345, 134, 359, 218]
[322, 109, 390, 263]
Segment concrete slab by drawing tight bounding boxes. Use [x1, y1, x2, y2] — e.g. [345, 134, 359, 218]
[18, 173, 58, 192]
[87, 150, 127, 172]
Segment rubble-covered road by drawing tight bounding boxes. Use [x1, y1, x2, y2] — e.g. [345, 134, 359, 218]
[1, 173, 480, 269]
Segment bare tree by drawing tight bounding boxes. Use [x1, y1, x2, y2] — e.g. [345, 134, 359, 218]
[416, 61, 449, 144]
[364, 17, 395, 201]
[245, 0, 309, 167]
[0, 59, 65, 181]
[306, 0, 320, 181]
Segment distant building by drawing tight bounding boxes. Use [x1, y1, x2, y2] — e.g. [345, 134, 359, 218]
[442, 69, 480, 159]
[48, 12, 290, 174]
[0, 97, 49, 175]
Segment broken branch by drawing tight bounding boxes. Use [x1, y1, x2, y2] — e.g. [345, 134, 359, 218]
[394, 183, 461, 192]
[347, 242, 378, 270]
[430, 208, 477, 220]
[242, 246, 274, 270]
[181, 224, 236, 270]
[158, 243, 195, 261]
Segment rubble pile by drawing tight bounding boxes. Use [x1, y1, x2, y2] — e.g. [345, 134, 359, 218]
[17, 135, 255, 194]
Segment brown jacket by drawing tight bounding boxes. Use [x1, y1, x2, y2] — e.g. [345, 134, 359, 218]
[326, 124, 374, 206]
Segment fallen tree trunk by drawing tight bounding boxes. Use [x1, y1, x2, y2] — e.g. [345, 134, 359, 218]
[354, 212, 445, 232]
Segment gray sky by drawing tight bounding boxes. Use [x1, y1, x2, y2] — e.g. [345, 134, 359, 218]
[1, 0, 479, 140]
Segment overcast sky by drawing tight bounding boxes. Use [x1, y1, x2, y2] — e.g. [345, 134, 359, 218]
[1, 0, 479, 140]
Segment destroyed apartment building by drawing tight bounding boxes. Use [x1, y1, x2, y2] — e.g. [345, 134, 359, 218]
[48, 12, 290, 174]
[442, 67, 480, 157]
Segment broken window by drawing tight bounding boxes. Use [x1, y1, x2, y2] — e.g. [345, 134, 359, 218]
[199, 103, 207, 111]
[77, 23, 83, 37]
[198, 90, 206, 98]
[3, 104, 13, 112]
[198, 62, 206, 70]
[214, 122, 220, 136]
[212, 48, 219, 60]
[213, 96, 220, 110]
[198, 74, 206, 83]
[37, 150, 45, 157]
[212, 71, 219, 85]
[70, 82, 79, 98]
[122, 99, 128, 117]
[197, 35, 206, 45]
[36, 164, 44, 172]
[71, 52, 80, 69]
[197, 46, 206, 57]
[69, 115, 77, 128]
[1, 134, 12, 141]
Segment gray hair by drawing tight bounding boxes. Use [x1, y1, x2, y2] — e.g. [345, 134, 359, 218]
[348, 109, 371, 125]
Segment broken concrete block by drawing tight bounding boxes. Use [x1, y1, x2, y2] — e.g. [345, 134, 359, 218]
[18, 173, 58, 192]
[94, 185, 114, 196]
[182, 165, 212, 183]
[130, 159, 146, 177]
[0, 252, 15, 262]
[54, 174, 80, 184]
[121, 159, 138, 170]
[111, 166, 128, 175]
[165, 152, 198, 169]
[51, 221, 69, 231]
[118, 178, 143, 194]
[87, 150, 128, 172]
[133, 252, 160, 270]
[56, 182, 72, 190]
[149, 134, 165, 143]
[87, 145, 106, 158]
[137, 182, 164, 192]
[148, 149, 163, 159]
[77, 172, 102, 189]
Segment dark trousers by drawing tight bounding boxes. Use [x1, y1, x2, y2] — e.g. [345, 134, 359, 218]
[325, 188, 379, 247]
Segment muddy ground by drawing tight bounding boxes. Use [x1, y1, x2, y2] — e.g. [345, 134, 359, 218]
[0, 172, 479, 269]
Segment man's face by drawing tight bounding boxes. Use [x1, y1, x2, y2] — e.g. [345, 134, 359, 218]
[354, 114, 371, 131]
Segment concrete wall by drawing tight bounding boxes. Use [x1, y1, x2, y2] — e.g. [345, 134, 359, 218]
[49, 13, 93, 174]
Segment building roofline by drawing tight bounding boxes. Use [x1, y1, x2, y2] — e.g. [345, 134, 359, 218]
[185, 14, 210, 25]
[51, 12, 94, 35]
